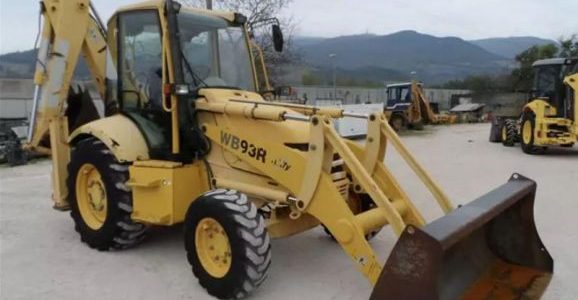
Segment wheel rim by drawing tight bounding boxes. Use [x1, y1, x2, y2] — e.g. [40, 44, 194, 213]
[195, 217, 232, 278]
[76, 163, 107, 230]
[501, 125, 507, 141]
[522, 120, 533, 144]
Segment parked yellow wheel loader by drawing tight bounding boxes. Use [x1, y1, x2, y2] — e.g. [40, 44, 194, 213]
[499, 58, 578, 154]
[27, 0, 553, 299]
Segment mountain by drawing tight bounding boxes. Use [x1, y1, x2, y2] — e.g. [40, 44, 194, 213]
[0, 49, 91, 79]
[293, 36, 326, 48]
[295, 31, 510, 84]
[470, 37, 556, 59]
[0, 49, 37, 78]
[306, 65, 410, 85]
[3, 31, 545, 85]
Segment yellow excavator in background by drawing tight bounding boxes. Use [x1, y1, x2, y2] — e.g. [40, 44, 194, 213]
[27, 0, 553, 299]
[385, 80, 454, 131]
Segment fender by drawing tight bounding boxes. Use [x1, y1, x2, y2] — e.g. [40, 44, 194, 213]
[523, 99, 557, 118]
[69, 114, 149, 162]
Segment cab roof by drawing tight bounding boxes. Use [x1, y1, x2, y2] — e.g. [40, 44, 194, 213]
[113, 0, 237, 22]
[532, 57, 578, 67]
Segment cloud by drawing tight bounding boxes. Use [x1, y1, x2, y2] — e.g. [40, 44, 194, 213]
[286, 0, 577, 40]
[0, 0, 135, 54]
[1, 0, 576, 54]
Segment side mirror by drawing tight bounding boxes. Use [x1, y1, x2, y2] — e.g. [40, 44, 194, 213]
[272, 24, 284, 52]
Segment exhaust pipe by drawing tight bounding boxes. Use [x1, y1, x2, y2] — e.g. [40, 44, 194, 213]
[371, 174, 553, 300]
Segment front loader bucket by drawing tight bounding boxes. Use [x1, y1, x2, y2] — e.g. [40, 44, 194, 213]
[371, 174, 553, 300]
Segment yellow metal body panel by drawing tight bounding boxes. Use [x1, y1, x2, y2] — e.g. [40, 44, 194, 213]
[267, 211, 320, 238]
[69, 115, 149, 162]
[203, 122, 307, 194]
[525, 99, 557, 118]
[49, 116, 71, 209]
[129, 161, 209, 225]
[198, 88, 311, 176]
[524, 99, 577, 146]
[115, 1, 236, 22]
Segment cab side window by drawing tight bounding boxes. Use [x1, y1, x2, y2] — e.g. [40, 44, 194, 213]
[118, 11, 163, 111]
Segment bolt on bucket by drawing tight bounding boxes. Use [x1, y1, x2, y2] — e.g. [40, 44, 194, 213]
[370, 174, 553, 300]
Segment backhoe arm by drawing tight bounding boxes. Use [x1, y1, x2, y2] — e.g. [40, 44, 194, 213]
[27, 0, 109, 209]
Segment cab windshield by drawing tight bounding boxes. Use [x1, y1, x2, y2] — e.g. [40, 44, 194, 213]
[178, 11, 255, 91]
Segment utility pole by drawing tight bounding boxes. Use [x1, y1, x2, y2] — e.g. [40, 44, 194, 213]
[329, 53, 337, 100]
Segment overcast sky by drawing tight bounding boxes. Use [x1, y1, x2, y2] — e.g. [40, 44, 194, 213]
[1, 0, 577, 54]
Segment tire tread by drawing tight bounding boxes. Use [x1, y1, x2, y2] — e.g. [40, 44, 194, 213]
[185, 189, 271, 299]
[68, 137, 147, 251]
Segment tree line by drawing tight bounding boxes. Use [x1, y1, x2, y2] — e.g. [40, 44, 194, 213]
[441, 35, 578, 94]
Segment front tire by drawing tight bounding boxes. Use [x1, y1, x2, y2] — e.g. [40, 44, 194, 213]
[389, 114, 405, 132]
[68, 138, 147, 251]
[185, 189, 271, 299]
[520, 113, 540, 154]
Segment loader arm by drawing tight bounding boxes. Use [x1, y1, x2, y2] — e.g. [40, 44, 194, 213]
[198, 99, 451, 281]
[197, 98, 552, 298]
[27, 0, 110, 209]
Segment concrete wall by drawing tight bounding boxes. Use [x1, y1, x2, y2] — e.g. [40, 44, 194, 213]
[473, 93, 527, 117]
[290, 85, 471, 111]
[423, 88, 471, 110]
[0, 79, 104, 119]
[292, 86, 386, 105]
[0, 79, 34, 119]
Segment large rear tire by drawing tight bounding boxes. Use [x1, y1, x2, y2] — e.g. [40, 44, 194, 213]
[185, 189, 271, 299]
[68, 138, 147, 251]
[520, 113, 541, 154]
[501, 119, 518, 147]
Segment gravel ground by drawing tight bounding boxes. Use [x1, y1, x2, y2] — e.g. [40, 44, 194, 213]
[1, 123, 577, 300]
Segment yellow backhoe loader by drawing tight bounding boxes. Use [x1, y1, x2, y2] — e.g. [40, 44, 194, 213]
[501, 58, 578, 153]
[27, 0, 553, 299]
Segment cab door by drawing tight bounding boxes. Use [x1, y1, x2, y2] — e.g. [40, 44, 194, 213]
[108, 10, 171, 159]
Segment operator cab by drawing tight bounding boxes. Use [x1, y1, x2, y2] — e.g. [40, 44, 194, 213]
[531, 57, 578, 120]
[385, 82, 422, 111]
[104, 1, 259, 161]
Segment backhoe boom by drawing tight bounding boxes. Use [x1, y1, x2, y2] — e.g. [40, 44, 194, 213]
[27, 0, 110, 208]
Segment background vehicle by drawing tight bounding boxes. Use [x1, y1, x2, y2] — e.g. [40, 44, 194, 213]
[495, 58, 578, 153]
[0, 119, 29, 166]
[385, 80, 453, 130]
[27, 0, 553, 299]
